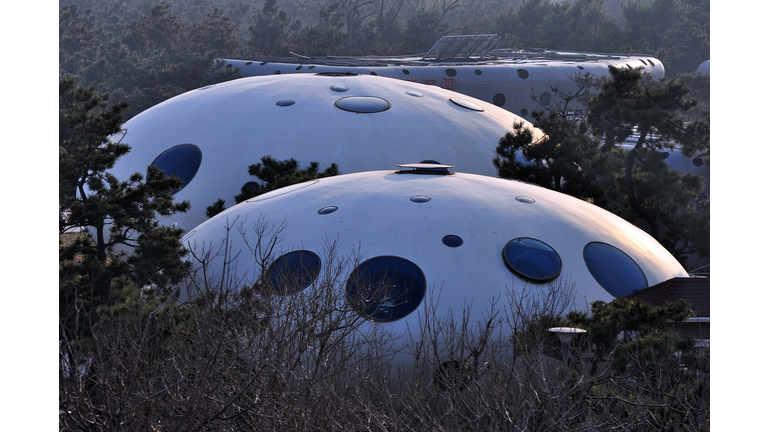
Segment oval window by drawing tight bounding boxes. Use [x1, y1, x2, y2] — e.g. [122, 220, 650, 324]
[502, 238, 562, 282]
[445, 69, 457, 77]
[267, 250, 322, 295]
[442, 235, 464, 248]
[150, 144, 203, 193]
[583, 242, 648, 297]
[346, 256, 426, 322]
[335, 96, 391, 113]
[493, 93, 506, 107]
[540, 92, 552, 106]
[517, 69, 529, 79]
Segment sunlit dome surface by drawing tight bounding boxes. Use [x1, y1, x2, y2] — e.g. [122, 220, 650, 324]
[109, 74, 544, 232]
[181, 168, 688, 335]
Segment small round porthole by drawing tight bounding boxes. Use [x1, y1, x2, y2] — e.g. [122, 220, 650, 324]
[370, 71, 377, 75]
[692, 157, 703, 167]
[402, 69, 410, 75]
[296, 65, 303, 70]
[493, 93, 506, 107]
[245, 61, 253, 66]
[317, 206, 338, 215]
[445, 69, 457, 77]
[410, 195, 431, 203]
[503, 238, 562, 282]
[442, 235, 463, 248]
[267, 250, 322, 295]
[150, 144, 203, 194]
[308, 65, 315, 69]
[475, 69, 482, 76]
[274, 70, 281, 74]
[517, 69, 529, 79]
[276, 100, 295, 107]
[345, 256, 426, 322]
[521, 108, 529, 116]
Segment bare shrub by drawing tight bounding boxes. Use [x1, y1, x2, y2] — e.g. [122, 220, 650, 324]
[60, 220, 709, 431]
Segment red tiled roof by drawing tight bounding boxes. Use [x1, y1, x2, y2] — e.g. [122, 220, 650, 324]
[621, 277, 709, 318]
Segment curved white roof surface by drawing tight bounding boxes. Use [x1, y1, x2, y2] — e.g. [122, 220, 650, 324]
[182, 168, 688, 336]
[110, 73, 544, 232]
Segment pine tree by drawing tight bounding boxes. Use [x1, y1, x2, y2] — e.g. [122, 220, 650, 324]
[59, 77, 190, 338]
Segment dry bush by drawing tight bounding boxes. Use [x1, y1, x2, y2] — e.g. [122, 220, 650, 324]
[60, 220, 709, 431]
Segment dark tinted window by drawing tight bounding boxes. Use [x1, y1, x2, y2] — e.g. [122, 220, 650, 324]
[445, 69, 457, 77]
[583, 242, 648, 297]
[517, 69, 529, 79]
[150, 144, 203, 193]
[502, 238, 562, 282]
[335, 96, 391, 113]
[346, 256, 426, 322]
[267, 250, 322, 295]
[493, 93, 506, 107]
[442, 235, 464, 248]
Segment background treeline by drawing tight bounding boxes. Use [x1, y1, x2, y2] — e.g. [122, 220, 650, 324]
[60, 0, 709, 119]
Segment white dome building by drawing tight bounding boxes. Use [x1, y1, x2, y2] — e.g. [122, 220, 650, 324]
[109, 73, 544, 232]
[181, 164, 688, 339]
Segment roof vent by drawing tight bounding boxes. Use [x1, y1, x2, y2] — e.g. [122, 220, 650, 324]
[396, 161, 454, 175]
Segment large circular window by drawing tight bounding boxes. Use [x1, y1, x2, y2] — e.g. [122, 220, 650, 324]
[502, 238, 562, 282]
[583, 242, 648, 297]
[346, 256, 426, 322]
[150, 144, 203, 193]
[267, 250, 322, 295]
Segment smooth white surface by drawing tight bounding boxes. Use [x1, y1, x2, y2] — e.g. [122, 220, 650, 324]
[182, 169, 689, 337]
[110, 74, 545, 232]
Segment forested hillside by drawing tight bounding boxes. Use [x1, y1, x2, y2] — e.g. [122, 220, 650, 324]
[60, 0, 709, 119]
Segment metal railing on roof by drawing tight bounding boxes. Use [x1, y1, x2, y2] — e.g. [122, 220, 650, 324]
[421, 34, 501, 61]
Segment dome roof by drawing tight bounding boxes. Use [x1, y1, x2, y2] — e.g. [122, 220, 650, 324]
[181, 168, 688, 335]
[109, 74, 544, 232]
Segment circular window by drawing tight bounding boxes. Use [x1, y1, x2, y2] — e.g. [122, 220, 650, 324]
[402, 69, 410, 75]
[445, 69, 457, 77]
[150, 144, 203, 193]
[692, 157, 703, 167]
[583, 242, 648, 297]
[267, 250, 322, 295]
[442, 235, 464, 248]
[450, 98, 484, 112]
[335, 96, 391, 113]
[540, 92, 552, 106]
[410, 195, 431, 203]
[521, 108, 529, 116]
[493, 93, 506, 107]
[276, 100, 295, 107]
[474, 69, 482, 76]
[317, 206, 338, 215]
[345, 256, 426, 322]
[502, 238, 562, 282]
[296, 65, 303, 70]
[517, 69, 529, 79]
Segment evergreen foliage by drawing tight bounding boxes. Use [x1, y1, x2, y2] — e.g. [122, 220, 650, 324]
[494, 67, 709, 267]
[204, 156, 340, 218]
[59, 77, 191, 339]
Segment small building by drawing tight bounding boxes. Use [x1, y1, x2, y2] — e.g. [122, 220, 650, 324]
[621, 277, 710, 344]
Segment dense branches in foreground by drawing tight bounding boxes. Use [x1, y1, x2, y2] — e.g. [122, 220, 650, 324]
[60, 222, 709, 431]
